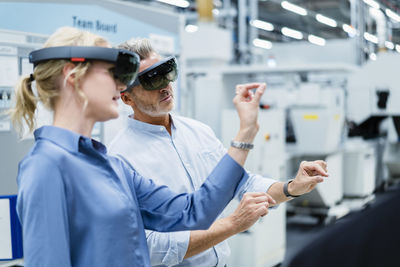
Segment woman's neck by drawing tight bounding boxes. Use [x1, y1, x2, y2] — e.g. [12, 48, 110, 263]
[53, 99, 95, 138]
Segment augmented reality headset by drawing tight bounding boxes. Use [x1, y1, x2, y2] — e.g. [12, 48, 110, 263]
[29, 46, 140, 88]
[121, 56, 178, 93]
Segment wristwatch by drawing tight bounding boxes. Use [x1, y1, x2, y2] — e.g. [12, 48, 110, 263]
[230, 140, 254, 150]
[283, 179, 300, 198]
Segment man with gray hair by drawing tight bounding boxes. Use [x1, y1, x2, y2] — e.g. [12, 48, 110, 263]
[109, 38, 328, 267]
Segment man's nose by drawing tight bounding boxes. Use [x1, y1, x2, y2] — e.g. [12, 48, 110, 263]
[160, 83, 171, 93]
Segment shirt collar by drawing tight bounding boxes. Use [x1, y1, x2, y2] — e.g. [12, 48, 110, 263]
[127, 114, 176, 133]
[34, 126, 107, 154]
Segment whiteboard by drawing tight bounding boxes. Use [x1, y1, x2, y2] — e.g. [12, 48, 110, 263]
[21, 57, 33, 77]
[0, 199, 12, 259]
[0, 56, 18, 87]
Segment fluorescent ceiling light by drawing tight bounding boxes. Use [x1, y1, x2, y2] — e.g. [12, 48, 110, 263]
[308, 34, 326, 46]
[253, 38, 273, 49]
[281, 1, 307, 16]
[342, 24, 357, 36]
[185, 24, 198, 33]
[396, 44, 400, 53]
[157, 0, 189, 8]
[364, 32, 378, 44]
[385, 41, 394, 50]
[281, 27, 303, 40]
[363, 0, 380, 9]
[250, 19, 274, 31]
[316, 14, 337, 27]
[385, 9, 400, 22]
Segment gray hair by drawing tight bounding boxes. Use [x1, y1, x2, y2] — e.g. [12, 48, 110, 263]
[118, 38, 155, 60]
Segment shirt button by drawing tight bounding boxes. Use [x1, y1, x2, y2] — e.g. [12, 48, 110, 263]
[160, 127, 164, 131]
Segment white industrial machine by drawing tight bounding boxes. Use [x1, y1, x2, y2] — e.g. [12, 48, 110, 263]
[347, 52, 400, 187]
[222, 108, 287, 267]
[282, 84, 350, 223]
[383, 142, 400, 181]
[340, 138, 376, 210]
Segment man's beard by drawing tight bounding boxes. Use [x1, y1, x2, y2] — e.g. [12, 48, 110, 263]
[135, 97, 174, 117]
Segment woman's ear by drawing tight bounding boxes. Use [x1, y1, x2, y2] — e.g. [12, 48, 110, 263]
[62, 63, 77, 87]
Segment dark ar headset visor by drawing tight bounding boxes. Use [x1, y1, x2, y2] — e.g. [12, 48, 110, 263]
[121, 56, 178, 93]
[29, 46, 140, 88]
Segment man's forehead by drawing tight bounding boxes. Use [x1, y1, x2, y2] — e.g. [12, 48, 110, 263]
[139, 53, 162, 72]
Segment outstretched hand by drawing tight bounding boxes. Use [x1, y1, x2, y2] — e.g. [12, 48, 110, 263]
[233, 83, 266, 136]
[289, 160, 329, 196]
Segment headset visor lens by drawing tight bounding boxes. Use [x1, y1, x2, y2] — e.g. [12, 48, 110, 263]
[138, 57, 178, 91]
[111, 52, 140, 87]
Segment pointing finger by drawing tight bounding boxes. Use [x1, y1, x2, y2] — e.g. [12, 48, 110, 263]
[305, 162, 329, 177]
[253, 83, 266, 103]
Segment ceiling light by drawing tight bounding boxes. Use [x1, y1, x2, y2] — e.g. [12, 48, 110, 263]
[308, 35, 326, 46]
[363, 32, 378, 44]
[385, 41, 394, 50]
[281, 1, 307, 16]
[363, 0, 380, 10]
[250, 19, 274, 31]
[316, 14, 337, 27]
[342, 24, 357, 37]
[185, 24, 198, 33]
[385, 9, 400, 22]
[253, 38, 273, 49]
[281, 27, 303, 40]
[156, 0, 189, 8]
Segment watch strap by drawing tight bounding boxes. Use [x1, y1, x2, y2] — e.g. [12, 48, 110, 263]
[283, 179, 300, 198]
[230, 140, 254, 150]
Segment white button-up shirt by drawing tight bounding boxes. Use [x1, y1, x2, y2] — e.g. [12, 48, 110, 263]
[108, 114, 276, 267]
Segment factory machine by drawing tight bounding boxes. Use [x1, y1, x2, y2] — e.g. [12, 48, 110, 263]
[286, 85, 347, 220]
[262, 82, 351, 223]
[256, 66, 379, 220]
[347, 52, 400, 188]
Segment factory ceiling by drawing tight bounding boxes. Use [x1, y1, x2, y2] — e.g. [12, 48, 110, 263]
[255, 0, 400, 44]
[124, 0, 400, 49]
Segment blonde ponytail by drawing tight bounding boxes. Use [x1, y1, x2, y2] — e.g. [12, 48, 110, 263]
[10, 76, 38, 135]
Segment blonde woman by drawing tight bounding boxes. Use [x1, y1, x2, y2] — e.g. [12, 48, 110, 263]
[10, 27, 270, 267]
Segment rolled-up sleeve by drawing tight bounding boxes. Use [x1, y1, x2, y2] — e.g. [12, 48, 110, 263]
[135, 153, 248, 232]
[235, 172, 277, 200]
[146, 230, 190, 266]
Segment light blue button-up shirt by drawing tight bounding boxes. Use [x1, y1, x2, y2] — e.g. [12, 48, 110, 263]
[16, 126, 249, 267]
[108, 115, 277, 267]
